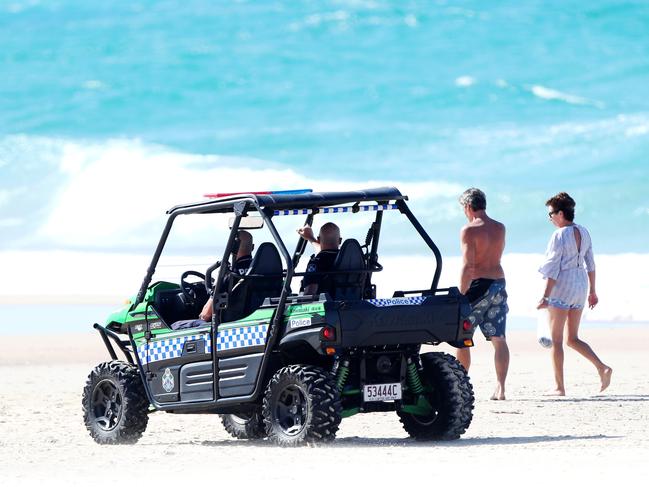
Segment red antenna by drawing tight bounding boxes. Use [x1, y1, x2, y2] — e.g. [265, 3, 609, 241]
[204, 189, 312, 198]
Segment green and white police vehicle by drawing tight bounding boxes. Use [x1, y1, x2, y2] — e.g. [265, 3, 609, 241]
[82, 187, 475, 446]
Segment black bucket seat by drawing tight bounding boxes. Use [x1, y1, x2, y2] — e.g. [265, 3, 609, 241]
[327, 239, 366, 301]
[220, 242, 284, 323]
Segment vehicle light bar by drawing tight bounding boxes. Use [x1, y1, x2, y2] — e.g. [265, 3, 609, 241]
[274, 203, 399, 216]
[204, 189, 312, 198]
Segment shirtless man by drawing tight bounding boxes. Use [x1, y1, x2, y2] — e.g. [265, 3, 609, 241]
[457, 188, 510, 400]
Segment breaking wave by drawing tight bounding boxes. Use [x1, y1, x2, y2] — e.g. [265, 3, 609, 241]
[529, 84, 605, 108]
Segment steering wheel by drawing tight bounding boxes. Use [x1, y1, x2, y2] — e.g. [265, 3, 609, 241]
[180, 270, 207, 306]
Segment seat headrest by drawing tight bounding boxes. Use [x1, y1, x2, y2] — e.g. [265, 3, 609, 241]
[249, 242, 283, 274]
[334, 239, 365, 270]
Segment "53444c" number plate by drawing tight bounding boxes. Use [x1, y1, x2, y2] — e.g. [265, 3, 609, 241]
[363, 383, 402, 402]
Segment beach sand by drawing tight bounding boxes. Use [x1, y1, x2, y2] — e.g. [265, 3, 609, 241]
[1, 327, 648, 486]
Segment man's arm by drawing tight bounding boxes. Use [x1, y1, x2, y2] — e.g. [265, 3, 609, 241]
[297, 225, 321, 253]
[199, 297, 213, 321]
[459, 226, 477, 294]
[303, 283, 318, 295]
[302, 253, 320, 296]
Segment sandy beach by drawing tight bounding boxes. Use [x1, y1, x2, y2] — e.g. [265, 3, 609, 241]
[1, 327, 648, 486]
[4, 1, 649, 485]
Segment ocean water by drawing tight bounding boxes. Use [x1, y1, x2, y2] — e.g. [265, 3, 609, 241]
[2, 0, 649, 255]
[1, 1, 648, 334]
[0, 304, 119, 335]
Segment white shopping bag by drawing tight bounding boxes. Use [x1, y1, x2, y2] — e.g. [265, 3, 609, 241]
[536, 308, 552, 348]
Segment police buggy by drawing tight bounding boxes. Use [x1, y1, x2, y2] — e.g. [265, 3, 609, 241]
[82, 187, 475, 446]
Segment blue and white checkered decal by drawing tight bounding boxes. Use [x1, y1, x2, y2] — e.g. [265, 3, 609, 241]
[216, 323, 269, 351]
[367, 297, 427, 307]
[274, 204, 398, 216]
[137, 324, 270, 364]
[137, 333, 211, 365]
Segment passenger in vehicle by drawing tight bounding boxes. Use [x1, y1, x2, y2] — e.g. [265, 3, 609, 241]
[199, 230, 254, 321]
[297, 222, 341, 295]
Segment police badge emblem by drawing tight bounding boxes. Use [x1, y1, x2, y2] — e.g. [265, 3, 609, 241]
[162, 368, 174, 392]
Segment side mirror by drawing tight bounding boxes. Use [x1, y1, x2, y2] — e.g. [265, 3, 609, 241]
[229, 216, 264, 230]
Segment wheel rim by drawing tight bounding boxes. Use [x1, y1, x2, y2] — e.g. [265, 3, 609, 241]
[273, 384, 308, 436]
[92, 379, 123, 431]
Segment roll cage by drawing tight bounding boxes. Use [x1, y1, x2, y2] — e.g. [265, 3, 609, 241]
[134, 186, 443, 328]
[94, 187, 449, 412]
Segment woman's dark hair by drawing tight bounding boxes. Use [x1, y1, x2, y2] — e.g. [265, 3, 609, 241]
[546, 192, 575, 221]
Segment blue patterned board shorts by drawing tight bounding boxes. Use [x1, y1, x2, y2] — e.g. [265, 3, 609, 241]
[467, 279, 508, 340]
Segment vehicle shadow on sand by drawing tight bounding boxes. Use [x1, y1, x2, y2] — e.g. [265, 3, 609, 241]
[329, 434, 618, 448]
[199, 434, 617, 448]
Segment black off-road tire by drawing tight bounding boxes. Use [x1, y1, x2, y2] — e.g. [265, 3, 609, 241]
[398, 352, 474, 441]
[262, 365, 342, 446]
[82, 361, 149, 444]
[220, 410, 266, 440]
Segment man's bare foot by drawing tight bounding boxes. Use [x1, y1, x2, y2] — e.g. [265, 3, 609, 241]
[599, 367, 612, 392]
[490, 385, 506, 400]
[544, 389, 565, 396]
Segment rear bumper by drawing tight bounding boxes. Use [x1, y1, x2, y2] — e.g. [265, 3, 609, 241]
[325, 288, 473, 348]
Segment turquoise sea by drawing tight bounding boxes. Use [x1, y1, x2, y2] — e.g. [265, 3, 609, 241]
[1, 0, 649, 257]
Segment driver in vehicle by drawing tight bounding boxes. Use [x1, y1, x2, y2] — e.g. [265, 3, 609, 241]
[297, 222, 341, 295]
[199, 230, 254, 321]
[171, 231, 254, 330]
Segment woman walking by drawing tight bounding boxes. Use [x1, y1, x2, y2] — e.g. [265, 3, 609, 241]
[537, 192, 612, 395]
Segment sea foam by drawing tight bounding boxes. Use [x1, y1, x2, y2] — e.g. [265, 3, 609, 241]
[0, 136, 464, 251]
[373, 253, 649, 323]
[529, 85, 605, 109]
[1, 250, 647, 323]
